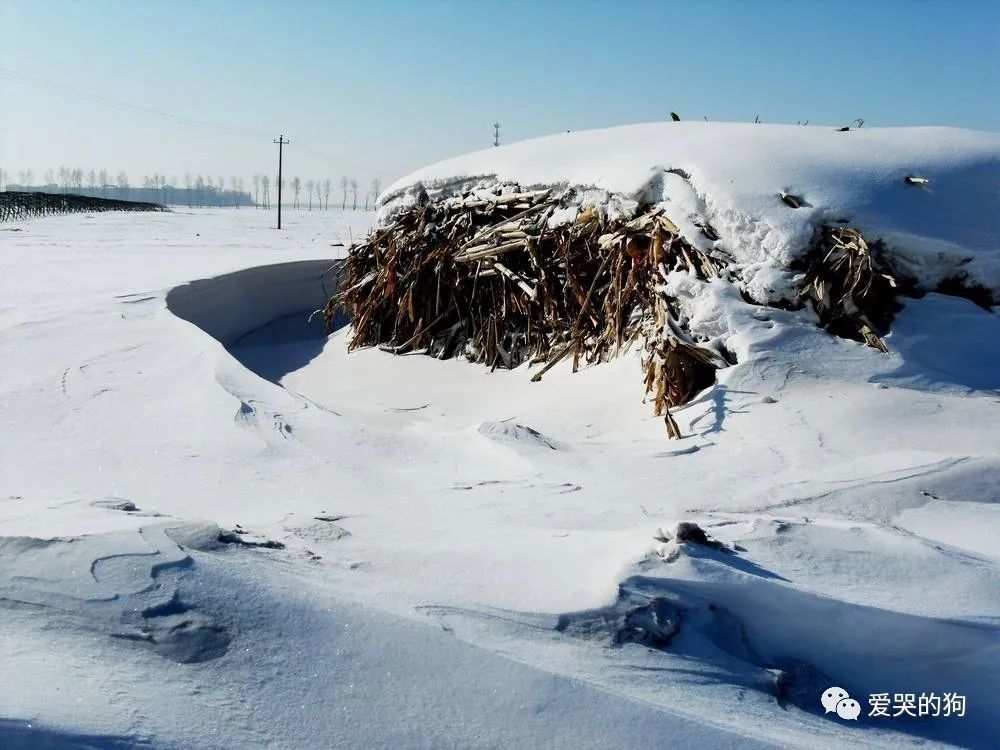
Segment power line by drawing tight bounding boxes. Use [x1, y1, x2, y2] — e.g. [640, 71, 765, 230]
[0, 65, 401, 186]
[0, 65, 270, 140]
[1, 65, 365, 175]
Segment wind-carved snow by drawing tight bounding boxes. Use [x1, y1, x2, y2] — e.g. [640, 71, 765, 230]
[166, 258, 346, 383]
[1, 127, 998, 749]
[0, 523, 233, 665]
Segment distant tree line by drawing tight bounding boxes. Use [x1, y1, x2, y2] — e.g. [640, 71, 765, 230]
[0, 167, 251, 207]
[0, 167, 384, 211]
[251, 174, 382, 211]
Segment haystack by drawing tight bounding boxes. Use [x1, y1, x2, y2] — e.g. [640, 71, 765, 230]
[326, 183, 902, 437]
[325, 123, 999, 437]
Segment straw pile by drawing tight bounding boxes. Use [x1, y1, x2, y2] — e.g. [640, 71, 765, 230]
[326, 185, 900, 437]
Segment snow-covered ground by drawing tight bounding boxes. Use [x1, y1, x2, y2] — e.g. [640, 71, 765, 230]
[1, 124, 998, 749]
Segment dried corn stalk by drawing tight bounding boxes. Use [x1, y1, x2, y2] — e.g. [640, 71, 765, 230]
[797, 226, 899, 352]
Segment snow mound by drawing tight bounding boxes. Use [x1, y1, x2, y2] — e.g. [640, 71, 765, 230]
[478, 420, 562, 450]
[382, 122, 1000, 299]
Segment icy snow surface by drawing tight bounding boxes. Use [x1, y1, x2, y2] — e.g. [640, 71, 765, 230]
[1, 143, 999, 750]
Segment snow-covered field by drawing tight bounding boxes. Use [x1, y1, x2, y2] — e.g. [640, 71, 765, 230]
[2, 124, 999, 748]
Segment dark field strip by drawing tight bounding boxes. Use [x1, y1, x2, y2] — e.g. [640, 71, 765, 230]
[1, 191, 168, 222]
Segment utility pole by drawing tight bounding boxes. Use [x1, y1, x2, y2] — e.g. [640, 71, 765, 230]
[493, 121, 500, 147]
[273, 134, 290, 228]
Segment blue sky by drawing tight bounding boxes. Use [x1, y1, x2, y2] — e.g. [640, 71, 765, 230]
[2, 0, 998, 187]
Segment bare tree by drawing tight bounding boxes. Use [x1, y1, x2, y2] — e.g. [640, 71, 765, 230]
[217, 176, 225, 207]
[261, 174, 270, 209]
[58, 167, 71, 193]
[117, 171, 129, 199]
[19, 169, 33, 189]
[98, 169, 108, 197]
[252, 174, 261, 208]
[142, 173, 167, 202]
[72, 168, 83, 193]
[305, 179, 314, 210]
[184, 174, 192, 207]
[340, 176, 349, 210]
[87, 169, 97, 192]
[349, 178, 358, 210]
[290, 176, 301, 209]
[231, 176, 241, 208]
[195, 175, 205, 207]
[323, 179, 331, 210]
[369, 178, 382, 210]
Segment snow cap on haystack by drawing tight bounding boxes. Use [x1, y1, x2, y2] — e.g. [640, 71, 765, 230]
[382, 121, 1000, 299]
